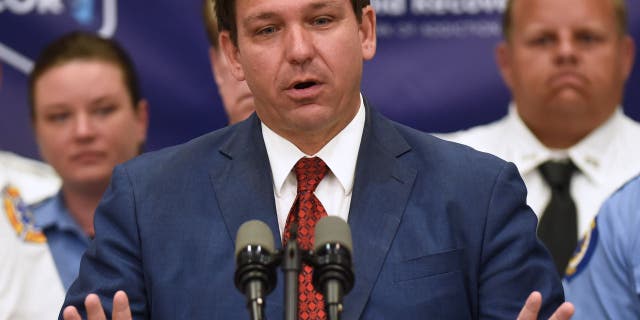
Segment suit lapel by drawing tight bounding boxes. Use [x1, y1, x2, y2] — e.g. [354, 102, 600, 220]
[343, 102, 417, 319]
[208, 115, 282, 247]
[208, 115, 285, 316]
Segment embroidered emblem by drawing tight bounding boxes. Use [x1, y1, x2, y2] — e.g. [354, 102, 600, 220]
[565, 217, 599, 280]
[2, 185, 47, 243]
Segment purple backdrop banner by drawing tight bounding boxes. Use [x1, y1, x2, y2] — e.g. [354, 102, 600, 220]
[1, 0, 639, 159]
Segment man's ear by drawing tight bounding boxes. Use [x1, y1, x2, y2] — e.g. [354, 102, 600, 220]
[360, 5, 377, 61]
[495, 41, 514, 90]
[208, 47, 224, 86]
[219, 31, 245, 81]
[620, 35, 636, 81]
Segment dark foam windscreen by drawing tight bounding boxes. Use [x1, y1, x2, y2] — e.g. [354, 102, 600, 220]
[314, 216, 352, 252]
[235, 220, 275, 256]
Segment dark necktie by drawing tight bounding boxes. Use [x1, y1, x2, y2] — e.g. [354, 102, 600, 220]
[283, 157, 328, 320]
[537, 160, 578, 275]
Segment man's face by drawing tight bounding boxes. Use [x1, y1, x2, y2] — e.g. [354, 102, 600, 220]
[221, 0, 376, 150]
[209, 46, 255, 125]
[33, 60, 148, 192]
[497, 0, 634, 139]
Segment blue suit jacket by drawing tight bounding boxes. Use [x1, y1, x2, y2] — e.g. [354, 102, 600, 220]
[63, 103, 563, 319]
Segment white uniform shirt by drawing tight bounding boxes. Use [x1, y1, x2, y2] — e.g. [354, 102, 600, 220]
[262, 97, 365, 239]
[0, 151, 60, 202]
[0, 151, 64, 320]
[438, 105, 640, 239]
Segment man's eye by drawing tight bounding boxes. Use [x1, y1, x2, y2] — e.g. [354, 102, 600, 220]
[257, 26, 277, 36]
[576, 32, 601, 44]
[530, 35, 555, 46]
[313, 17, 332, 26]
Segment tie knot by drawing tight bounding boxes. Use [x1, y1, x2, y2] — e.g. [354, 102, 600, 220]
[294, 157, 328, 193]
[539, 160, 576, 190]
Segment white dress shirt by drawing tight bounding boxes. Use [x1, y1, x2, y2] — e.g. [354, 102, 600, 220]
[262, 96, 365, 238]
[438, 105, 640, 238]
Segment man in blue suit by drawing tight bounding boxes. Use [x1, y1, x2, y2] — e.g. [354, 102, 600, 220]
[62, 0, 574, 319]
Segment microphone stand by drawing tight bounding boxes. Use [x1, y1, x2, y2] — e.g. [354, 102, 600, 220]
[282, 229, 300, 320]
[324, 281, 343, 320]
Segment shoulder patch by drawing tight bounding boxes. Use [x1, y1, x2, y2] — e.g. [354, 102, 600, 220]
[2, 185, 47, 243]
[565, 217, 599, 281]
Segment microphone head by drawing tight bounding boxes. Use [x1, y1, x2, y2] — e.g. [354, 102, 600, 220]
[314, 216, 352, 252]
[235, 220, 275, 256]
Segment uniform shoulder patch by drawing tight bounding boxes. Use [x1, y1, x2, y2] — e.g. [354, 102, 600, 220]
[2, 185, 47, 243]
[565, 217, 599, 281]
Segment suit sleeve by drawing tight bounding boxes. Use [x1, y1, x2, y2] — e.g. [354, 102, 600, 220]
[60, 165, 149, 319]
[478, 162, 564, 319]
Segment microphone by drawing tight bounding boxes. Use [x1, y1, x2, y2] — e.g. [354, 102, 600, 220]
[235, 220, 277, 320]
[313, 216, 355, 320]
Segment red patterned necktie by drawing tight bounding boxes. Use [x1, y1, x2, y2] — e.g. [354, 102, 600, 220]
[283, 157, 329, 320]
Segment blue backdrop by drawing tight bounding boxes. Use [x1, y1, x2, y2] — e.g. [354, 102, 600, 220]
[1, 0, 639, 159]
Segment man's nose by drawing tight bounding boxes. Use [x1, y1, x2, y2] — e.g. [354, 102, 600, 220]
[284, 25, 314, 66]
[554, 31, 578, 65]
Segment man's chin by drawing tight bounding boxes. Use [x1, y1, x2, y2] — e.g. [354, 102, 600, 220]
[546, 93, 590, 112]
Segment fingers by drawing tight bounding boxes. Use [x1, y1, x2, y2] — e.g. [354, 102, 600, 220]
[62, 306, 82, 320]
[549, 302, 575, 320]
[85, 293, 107, 320]
[113, 290, 133, 320]
[517, 291, 542, 320]
[66, 291, 131, 320]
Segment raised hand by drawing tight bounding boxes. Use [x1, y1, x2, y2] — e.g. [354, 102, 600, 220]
[63, 290, 132, 320]
[518, 291, 574, 320]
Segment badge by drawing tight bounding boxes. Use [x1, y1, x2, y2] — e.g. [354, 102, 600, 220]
[565, 217, 599, 280]
[2, 185, 47, 243]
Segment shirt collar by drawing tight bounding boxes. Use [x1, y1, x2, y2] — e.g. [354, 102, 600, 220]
[508, 104, 622, 184]
[567, 108, 623, 184]
[262, 95, 366, 196]
[505, 105, 554, 174]
[32, 191, 89, 243]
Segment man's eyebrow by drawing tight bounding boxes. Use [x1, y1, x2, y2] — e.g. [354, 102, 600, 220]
[308, 0, 340, 11]
[242, 0, 342, 26]
[244, 12, 277, 27]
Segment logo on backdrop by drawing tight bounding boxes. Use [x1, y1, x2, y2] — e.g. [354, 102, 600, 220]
[0, 0, 117, 74]
[372, 0, 506, 39]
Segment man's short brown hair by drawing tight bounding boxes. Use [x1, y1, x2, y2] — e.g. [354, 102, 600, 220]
[214, 0, 371, 45]
[501, 0, 628, 40]
[203, 0, 220, 49]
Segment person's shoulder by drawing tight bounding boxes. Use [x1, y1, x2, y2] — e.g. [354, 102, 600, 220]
[120, 118, 250, 178]
[0, 151, 60, 203]
[384, 116, 514, 180]
[434, 116, 509, 148]
[587, 174, 640, 251]
[616, 112, 640, 140]
[600, 174, 640, 225]
[614, 174, 640, 197]
[0, 151, 59, 180]
[393, 119, 507, 162]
